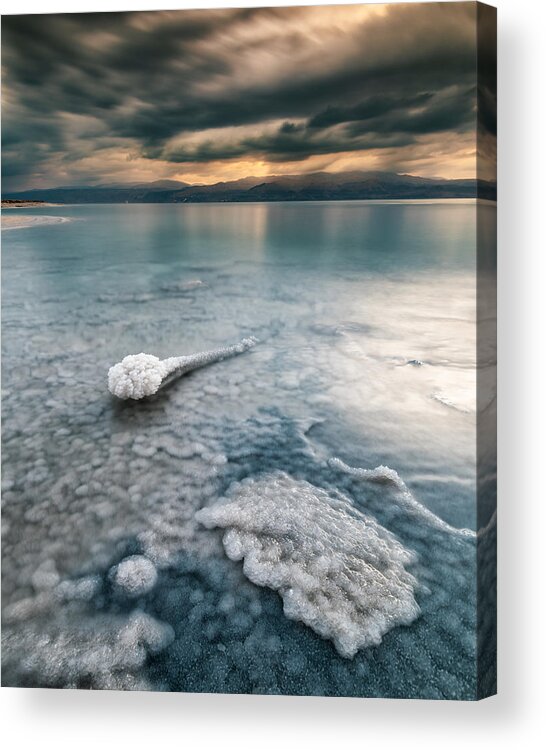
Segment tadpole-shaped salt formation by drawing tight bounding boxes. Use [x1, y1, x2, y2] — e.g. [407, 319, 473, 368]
[108, 337, 257, 400]
[196, 472, 420, 658]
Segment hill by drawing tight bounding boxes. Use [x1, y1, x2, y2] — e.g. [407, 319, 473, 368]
[3, 171, 496, 203]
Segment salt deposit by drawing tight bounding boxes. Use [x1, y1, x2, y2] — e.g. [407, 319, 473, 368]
[108, 338, 257, 399]
[329, 458, 475, 538]
[196, 473, 420, 657]
[2, 610, 174, 690]
[111, 555, 158, 597]
[108, 354, 167, 399]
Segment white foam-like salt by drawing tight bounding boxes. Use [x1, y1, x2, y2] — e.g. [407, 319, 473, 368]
[196, 472, 420, 658]
[108, 354, 168, 399]
[111, 555, 158, 597]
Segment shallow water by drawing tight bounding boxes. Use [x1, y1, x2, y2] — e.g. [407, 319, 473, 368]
[2, 200, 491, 698]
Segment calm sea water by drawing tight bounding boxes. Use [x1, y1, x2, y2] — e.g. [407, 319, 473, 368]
[2, 201, 492, 698]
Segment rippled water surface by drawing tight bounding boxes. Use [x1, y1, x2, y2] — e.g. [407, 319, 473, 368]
[2, 201, 489, 697]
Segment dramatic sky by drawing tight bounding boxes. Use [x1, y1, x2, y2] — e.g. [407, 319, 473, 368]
[2, 2, 492, 191]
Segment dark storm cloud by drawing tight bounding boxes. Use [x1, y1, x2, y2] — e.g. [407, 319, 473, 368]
[1, 3, 484, 189]
[343, 86, 476, 137]
[308, 93, 435, 129]
[159, 123, 416, 164]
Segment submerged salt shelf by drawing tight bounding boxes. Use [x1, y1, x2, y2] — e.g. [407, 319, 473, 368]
[1, 201, 490, 698]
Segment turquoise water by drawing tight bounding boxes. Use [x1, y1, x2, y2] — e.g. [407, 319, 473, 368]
[2, 201, 490, 697]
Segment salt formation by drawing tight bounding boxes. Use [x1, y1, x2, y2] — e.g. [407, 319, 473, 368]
[196, 473, 420, 658]
[111, 555, 158, 597]
[108, 337, 257, 399]
[329, 458, 474, 538]
[2, 610, 174, 691]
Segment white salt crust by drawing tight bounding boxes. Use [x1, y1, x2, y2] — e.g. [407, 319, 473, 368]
[196, 472, 420, 658]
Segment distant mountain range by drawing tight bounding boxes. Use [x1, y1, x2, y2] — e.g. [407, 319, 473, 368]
[3, 171, 496, 203]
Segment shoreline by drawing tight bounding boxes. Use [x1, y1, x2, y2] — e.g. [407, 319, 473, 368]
[1, 215, 71, 231]
[2, 201, 61, 208]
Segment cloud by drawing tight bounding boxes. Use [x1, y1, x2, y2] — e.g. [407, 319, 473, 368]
[1, 3, 491, 189]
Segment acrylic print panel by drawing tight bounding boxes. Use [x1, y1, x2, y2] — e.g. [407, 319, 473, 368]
[1, 2, 497, 699]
